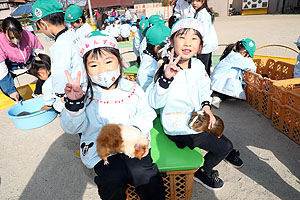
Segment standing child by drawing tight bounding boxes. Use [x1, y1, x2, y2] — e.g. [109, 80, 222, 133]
[147, 18, 243, 191]
[192, 0, 218, 75]
[137, 24, 171, 91]
[120, 20, 131, 41]
[60, 31, 165, 200]
[65, 5, 94, 40]
[173, 0, 195, 20]
[294, 36, 300, 78]
[210, 39, 256, 108]
[110, 19, 121, 40]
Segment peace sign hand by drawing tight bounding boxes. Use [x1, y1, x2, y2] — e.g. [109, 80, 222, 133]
[164, 49, 182, 79]
[64, 70, 83, 100]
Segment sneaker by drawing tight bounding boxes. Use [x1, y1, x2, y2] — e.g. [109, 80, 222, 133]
[194, 169, 224, 190]
[74, 150, 81, 159]
[225, 149, 243, 168]
[212, 96, 222, 109]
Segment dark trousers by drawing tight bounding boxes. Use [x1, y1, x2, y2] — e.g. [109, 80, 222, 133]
[167, 133, 233, 173]
[33, 78, 45, 95]
[197, 53, 212, 76]
[212, 91, 232, 101]
[94, 152, 165, 200]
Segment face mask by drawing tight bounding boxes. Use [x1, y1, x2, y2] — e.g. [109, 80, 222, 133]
[90, 67, 121, 88]
[43, 21, 55, 39]
[10, 39, 20, 46]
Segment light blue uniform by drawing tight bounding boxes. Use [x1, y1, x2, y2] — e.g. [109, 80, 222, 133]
[139, 37, 147, 59]
[42, 76, 64, 112]
[110, 24, 120, 38]
[146, 58, 212, 136]
[75, 23, 94, 41]
[49, 30, 83, 109]
[210, 52, 256, 100]
[133, 29, 144, 57]
[137, 53, 158, 91]
[294, 53, 300, 78]
[120, 23, 131, 38]
[60, 78, 156, 168]
[194, 8, 218, 54]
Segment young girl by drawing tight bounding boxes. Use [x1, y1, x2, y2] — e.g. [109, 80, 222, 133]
[65, 5, 93, 40]
[137, 24, 171, 91]
[60, 31, 165, 200]
[147, 18, 242, 191]
[192, 0, 218, 75]
[173, 0, 195, 20]
[210, 38, 256, 109]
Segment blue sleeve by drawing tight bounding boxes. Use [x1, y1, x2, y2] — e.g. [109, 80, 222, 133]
[0, 72, 17, 95]
[60, 107, 89, 134]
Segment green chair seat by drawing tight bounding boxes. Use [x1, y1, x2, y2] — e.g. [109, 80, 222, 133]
[124, 63, 139, 74]
[118, 41, 133, 49]
[150, 118, 204, 172]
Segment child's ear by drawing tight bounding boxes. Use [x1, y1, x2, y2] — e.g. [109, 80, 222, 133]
[197, 45, 202, 55]
[154, 45, 162, 54]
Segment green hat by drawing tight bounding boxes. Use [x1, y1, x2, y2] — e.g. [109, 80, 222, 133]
[149, 15, 165, 25]
[65, 5, 83, 22]
[139, 19, 149, 35]
[146, 24, 171, 46]
[241, 38, 256, 58]
[31, 0, 63, 21]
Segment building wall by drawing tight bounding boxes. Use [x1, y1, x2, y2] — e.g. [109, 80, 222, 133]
[208, 0, 230, 16]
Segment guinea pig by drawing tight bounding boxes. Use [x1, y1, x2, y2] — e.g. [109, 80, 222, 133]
[188, 110, 224, 138]
[96, 124, 149, 165]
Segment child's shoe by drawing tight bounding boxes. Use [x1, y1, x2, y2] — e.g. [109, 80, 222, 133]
[212, 96, 222, 109]
[194, 168, 224, 190]
[225, 149, 243, 168]
[74, 150, 81, 159]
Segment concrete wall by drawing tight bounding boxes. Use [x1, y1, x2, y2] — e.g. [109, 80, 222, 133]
[208, 0, 230, 16]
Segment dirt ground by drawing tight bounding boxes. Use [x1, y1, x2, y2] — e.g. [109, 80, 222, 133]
[1, 14, 300, 200]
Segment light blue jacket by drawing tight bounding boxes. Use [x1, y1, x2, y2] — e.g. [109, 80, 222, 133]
[147, 58, 212, 136]
[195, 8, 218, 54]
[75, 23, 93, 41]
[60, 78, 156, 168]
[210, 52, 256, 99]
[137, 53, 158, 91]
[133, 29, 144, 57]
[294, 53, 300, 78]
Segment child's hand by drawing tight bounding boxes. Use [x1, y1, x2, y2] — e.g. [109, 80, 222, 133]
[203, 106, 216, 129]
[164, 49, 182, 79]
[40, 105, 52, 111]
[64, 70, 83, 100]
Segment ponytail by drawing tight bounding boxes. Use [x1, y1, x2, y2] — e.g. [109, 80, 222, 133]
[219, 41, 246, 61]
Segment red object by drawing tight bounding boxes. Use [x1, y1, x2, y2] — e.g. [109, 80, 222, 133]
[85, 0, 133, 9]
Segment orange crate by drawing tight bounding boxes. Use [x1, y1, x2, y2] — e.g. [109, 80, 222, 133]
[271, 97, 300, 146]
[126, 169, 197, 200]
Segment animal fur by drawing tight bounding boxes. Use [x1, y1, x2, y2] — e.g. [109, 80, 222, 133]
[96, 124, 149, 165]
[189, 111, 224, 138]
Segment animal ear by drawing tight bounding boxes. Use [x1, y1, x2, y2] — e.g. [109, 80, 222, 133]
[81, 143, 86, 149]
[134, 144, 142, 151]
[191, 112, 198, 117]
[88, 142, 94, 148]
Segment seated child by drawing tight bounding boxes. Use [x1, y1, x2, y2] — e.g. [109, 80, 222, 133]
[110, 19, 121, 40]
[30, 53, 62, 112]
[137, 24, 171, 91]
[210, 38, 256, 109]
[147, 18, 243, 191]
[120, 20, 131, 41]
[294, 36, 300, 78]
[60, 31, 165, 199]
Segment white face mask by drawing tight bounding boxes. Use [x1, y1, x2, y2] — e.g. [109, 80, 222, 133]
[10, 39, 20, 46]
[90, 67, 121, 88]
[43, 21, 55, 39]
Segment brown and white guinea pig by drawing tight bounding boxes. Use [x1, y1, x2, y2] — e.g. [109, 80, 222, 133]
[96, 124, 149, 165]
[188, 111, 224, 138]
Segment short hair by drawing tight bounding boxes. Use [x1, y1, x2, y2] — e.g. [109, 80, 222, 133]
[75, 13, 86, 23]
[2, 17, 22, 40]
[38, 12, 64, 25]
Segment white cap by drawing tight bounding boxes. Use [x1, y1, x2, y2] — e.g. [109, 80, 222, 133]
[171, 18, 204, 38]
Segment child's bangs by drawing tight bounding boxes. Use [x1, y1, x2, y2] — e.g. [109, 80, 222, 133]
[173, 28, 202, 39]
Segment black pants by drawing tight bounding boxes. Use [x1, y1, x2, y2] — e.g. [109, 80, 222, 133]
[33, 78, 45, 95]
[167, 133, 233, 173]
[197, 53, 212, 76]
[94, 152, 165, 200]
[212, 91, 232, 101]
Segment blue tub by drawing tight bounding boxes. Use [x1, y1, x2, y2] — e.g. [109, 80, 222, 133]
[6, 97, 57, 130]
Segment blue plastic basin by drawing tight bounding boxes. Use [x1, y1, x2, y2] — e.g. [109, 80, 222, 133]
[6, 97, 57, 130]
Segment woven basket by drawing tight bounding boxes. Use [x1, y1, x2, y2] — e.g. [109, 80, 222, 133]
[126, 169, 197, 200]
[125, 73, 137, 82]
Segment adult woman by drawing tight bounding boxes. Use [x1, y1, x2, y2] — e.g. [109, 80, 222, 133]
[0, 17, 44, 102]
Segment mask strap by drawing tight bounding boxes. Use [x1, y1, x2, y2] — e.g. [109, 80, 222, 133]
[41, 20, 55, 39]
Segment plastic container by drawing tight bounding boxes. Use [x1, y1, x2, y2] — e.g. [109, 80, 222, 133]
[6, 97, 57, 130]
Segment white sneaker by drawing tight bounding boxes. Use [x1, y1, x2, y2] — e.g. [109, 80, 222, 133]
[212, 96, 222, 109]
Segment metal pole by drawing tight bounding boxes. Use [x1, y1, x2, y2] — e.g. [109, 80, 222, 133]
[87, 0, 94, 24]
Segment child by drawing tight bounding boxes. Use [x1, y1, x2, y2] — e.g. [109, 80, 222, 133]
[210, 39, 257, 109]
[65, 5, 93, 40]
[173, 0, 195, 20]
[137, 19, 150, 61]
[147, 18, 243, 191]
[137, 24, 171, 91]
[294, 36, 300, 78]
[60, 31, 165, 200]
[31, 0, 84, 110]
[192, 0, 218, 75]
[120, 20, 131, 41]
[110, 18, 121, 40]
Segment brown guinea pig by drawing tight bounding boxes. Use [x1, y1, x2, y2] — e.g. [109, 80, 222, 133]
[188, 111, 224, 138]
[97, 124, 149, 165]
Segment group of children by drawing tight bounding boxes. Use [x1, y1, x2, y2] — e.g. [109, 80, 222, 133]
[103, 17, 137, 41]
[19, 0, 260, 199]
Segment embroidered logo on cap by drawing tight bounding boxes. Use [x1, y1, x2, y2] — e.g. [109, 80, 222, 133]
[35, 8, 43, 18]
[249, 41, 254, 47]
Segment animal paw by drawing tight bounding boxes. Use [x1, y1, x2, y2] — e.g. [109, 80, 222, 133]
[104, 160, 109, 165]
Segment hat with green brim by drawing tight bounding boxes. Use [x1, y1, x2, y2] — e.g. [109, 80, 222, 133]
[139, 19, 149, 35]
[65, 5, 83, 22]
[30, 0, 63, 21]
[149, 15, 165, 25]
[241, 38, 256, 58]
[146, 24, 171, 46]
